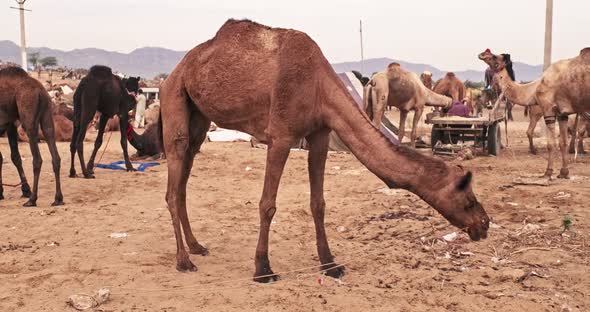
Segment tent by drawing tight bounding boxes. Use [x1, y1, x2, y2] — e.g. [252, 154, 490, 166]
[327, 72, 399, 151]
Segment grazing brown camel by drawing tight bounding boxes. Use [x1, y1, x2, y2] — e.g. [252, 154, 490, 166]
[433, 72, 465, 102]
[0, 67, 63, 206]
[69, 66, 139, 178]
[363, 64, 452, 147]
[160, 19, 489, 282]
[419, 71, 433, 89]
[479, 49, 590, 178]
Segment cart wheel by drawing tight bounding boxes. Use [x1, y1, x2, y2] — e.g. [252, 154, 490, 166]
[487, 122, 502, 156]
[431, 126, 443, 150]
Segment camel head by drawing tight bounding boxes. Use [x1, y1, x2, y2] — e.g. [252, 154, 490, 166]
[125, 76, 141, 94]
[478, 49, 516, 82]
[424, 165, 489, 241]
[420, 71, 433, 88]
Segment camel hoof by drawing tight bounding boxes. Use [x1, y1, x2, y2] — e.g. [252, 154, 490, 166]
[323, 264, 346, 279]
[176, 259, 198, 272]
[51, 200, 65, 207]
[188, 243, 209, 256]
[253, 271, 280, 283]
[23, 199, 37, 207]
[557, 168, 570, 179]
[21, 186, 32, 198]
[529, 148, 538, 155]
[542, 169, 553, 178]
[126, 168, 137, 172]
[69, 170, 77, 178]
[83, 173, 95, 179]
[0, 194, 4, 200]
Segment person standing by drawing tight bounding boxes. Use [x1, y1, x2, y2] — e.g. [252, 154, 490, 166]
[134, 89, 147, 128]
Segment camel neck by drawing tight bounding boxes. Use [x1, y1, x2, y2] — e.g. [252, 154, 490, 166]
[497, 69, 540, 106]
[321, 75, 451, 203]
[424, 88, 452, 107]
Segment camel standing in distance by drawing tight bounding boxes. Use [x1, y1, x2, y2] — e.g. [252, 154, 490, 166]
[420, 71, 433, 89]
[0, 67, 63, 206]
[479, 49, 590, 178]
[160, 19, 489, 282]
[363, 64, 452, 146]
[433, 72, 465, 102]
[69, 66, 139, 178]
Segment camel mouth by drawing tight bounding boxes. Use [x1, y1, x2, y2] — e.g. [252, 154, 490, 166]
[465, 220, 489, 241]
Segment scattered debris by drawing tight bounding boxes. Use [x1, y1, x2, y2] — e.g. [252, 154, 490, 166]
[512, 177, 550, 186]
[245, 166, 253, 171]
[442, 232, 458, 242]
[489, 222, 502, 229]
[554, 192, 572, 200]
[562, 214, 574, 231]
[516, 270, 551, 283]
[331, 166, 341, 170]
[336, 226, 346, 233]
[67, 288, 110, 310]
[46, 241, 59, 247]
[109, 233, 128, 239]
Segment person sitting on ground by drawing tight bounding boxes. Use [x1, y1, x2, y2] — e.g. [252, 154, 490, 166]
[134, 89, 146, 128]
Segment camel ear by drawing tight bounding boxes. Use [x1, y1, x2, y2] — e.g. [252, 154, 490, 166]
[456, 171, 472, 191]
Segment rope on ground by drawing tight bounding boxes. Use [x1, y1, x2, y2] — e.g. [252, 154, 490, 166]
[1, 181, 23, 187]
[96, 130, 114, 165]
[106, 243, 399, 294]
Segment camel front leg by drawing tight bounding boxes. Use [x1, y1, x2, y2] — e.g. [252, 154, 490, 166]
[86, 115, 109, 174]
[398, 110, 408, 144]
[40, 111, 64, 206]
[254, 138, 291, 283]
[306, 129, 344, 279]
[119, 116, 136, 172]
[7, 124, 31, 197]
[543, 116, 557, 178]
[557, 116, 570, 179]
[410, 108, 423, 148]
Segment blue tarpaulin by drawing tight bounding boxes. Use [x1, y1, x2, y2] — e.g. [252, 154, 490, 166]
[95, 161, 159, 172]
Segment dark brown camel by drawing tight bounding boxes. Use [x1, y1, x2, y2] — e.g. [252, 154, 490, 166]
[127, 121, 162, 157]
[160, 20, 489, 282]
[0, 123, 32, 199]
[69, 66, 139, 178]
[0, 67, 63, 206]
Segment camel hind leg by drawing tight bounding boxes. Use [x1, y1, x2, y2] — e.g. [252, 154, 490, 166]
[7, 124, 31, 197]
[527, 109, 541, 155]
[162, 87, 210, 271]
[40, 109, 64, 206]
[86, 114, 109, 174]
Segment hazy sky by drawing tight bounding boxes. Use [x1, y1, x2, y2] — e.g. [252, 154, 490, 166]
[1, 0, 588, 70]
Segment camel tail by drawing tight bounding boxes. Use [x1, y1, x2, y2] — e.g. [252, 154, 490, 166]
[157, 109, 165, 158]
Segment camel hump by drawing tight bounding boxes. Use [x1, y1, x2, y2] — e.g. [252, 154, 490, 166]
[88, 65, 113, 78]
[580, 47, 590, 60]
[387, 62, 400, 70]
[445, 72, 456, 78]
[0, 66, 28, 77]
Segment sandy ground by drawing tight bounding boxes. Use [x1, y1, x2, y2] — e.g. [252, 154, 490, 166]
[1, 106, 589, 312]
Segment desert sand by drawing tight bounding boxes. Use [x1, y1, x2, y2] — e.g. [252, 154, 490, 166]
[1, 106, 589, 312]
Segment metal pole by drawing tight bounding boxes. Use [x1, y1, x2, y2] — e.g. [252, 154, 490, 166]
[543, 0, 553, 70]
[12, 0, 29, 70]
[359, 20, 364, 75]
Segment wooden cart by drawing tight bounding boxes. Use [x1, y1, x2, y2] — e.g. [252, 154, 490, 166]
[426, 112, 505, 156]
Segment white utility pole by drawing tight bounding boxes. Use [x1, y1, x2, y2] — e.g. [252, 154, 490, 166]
[359, 20, 364, 75]
[543, 0, 553, 70]
[10, 0, 31, 70]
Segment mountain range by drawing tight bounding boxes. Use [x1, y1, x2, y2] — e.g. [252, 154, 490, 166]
[0, 40, 543, 81]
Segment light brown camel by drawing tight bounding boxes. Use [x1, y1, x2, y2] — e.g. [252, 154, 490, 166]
[363, 64, 452, 147]
[420, 71, 433, 90]
[0, 67, 64, 206]
[433, 72, 465, 102]
[160, 19, 489, 282]
[568, 113, 589, 154]
[479, 49, 590, 178]
[17, 114, 73, 142]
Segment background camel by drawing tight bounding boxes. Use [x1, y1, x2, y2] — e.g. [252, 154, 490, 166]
[0, 67, 63, 206]
[160, 19, 489, 282]
[127, 120, 162, 158]
[363, 63, 452, 146]
[419, 71, 433, 89]
[433, 72, 465, 102]
[17, 115, 73, 142]
[479, 49, 590, 178]
[568, 113, 589, 154]
[70, 66, 139, 178]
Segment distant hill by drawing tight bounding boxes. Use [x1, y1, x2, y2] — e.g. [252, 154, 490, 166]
[1, 41, 543, 81]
